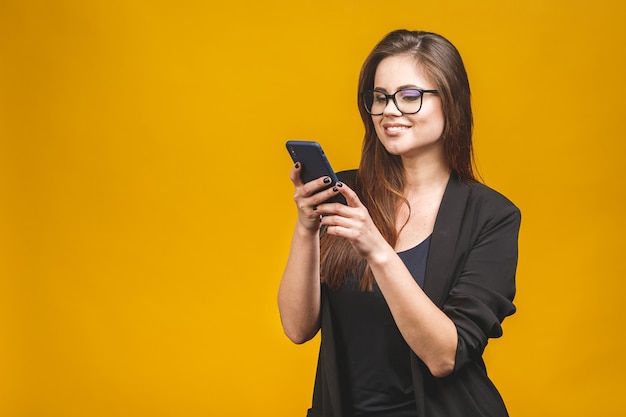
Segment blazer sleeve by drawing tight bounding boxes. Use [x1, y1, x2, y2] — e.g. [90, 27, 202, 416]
[442, 189, 521, 373]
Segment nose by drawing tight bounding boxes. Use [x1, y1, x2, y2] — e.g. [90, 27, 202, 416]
[382, 97, 402, 116]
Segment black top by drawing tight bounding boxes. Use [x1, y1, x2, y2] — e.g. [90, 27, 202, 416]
[327, 236, 431, 417]
[307, 171, 520, 417]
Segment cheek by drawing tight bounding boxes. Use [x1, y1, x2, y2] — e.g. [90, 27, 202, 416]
[430, 120, 445, 142]
[421, 107, 445, 135]
[435, 116, 446, 136]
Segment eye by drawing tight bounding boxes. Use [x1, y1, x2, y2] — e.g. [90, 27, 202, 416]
[398, 89, 422, 102]
[373, 92, 387, 104]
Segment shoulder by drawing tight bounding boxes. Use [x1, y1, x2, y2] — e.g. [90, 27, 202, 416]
[463, 181, 522, 232]
[466, 181, 519, 213]
[444, 176, 521, 229]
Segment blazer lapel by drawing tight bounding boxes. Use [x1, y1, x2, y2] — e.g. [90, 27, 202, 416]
[423, 175, 470, 308]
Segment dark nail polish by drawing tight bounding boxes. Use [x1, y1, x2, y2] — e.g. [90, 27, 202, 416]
[332, 187, 338, 192]
[295, 162, 300, 169]
[337, 182, 343, 187]
[313, 205, 317, 211]
[323, 177, 331, 184]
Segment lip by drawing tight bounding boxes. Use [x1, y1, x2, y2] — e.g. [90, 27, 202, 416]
[382, 122, 411, 134]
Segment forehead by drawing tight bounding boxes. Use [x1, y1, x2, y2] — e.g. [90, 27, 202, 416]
[374, 54, 434, 89]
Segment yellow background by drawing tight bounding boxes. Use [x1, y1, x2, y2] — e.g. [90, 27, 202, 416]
[1, 1, 624, 416]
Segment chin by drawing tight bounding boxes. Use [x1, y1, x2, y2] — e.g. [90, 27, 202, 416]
[379, 139, 411, 156]
[384, 147, 404, 156]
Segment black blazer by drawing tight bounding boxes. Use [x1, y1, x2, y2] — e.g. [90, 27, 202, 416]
[307, 171, 521, 417]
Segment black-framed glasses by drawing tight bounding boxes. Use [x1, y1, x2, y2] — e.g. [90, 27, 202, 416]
[361, 88, 439, 115]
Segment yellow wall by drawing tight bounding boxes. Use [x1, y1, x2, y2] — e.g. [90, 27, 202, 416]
[1, 1, 624, 416]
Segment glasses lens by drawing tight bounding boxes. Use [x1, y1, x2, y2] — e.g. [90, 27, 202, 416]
[396, 89, 423, 114]
[363, 91, 387, 115]
[363, 89, 424, 115]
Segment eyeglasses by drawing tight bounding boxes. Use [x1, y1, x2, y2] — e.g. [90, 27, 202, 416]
[361, 88, 439, 115]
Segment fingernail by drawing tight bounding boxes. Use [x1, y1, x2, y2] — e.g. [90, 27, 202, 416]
[313, 205, 317, 211]
[295, 162, 300, 169]
[337, 182, 343, 187]
[332, 187, 338, 192]
[323, 177, 331, 184]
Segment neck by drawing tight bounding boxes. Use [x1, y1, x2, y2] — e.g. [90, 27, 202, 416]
[401, 152, 451, 194]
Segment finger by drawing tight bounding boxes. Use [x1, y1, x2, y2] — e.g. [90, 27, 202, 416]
[332, 181, 362, 208]
[297, 177, 334, 201]
[314, 182, 357, 216]
[289, 163, 335, 195]
[289, 162, 304, 186]
[320, 216, 356, 239]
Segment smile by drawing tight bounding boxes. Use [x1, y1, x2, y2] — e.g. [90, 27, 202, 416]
[384, 125, 410, 132]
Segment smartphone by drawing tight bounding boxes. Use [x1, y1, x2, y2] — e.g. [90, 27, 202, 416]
[286, 140, 347, 205]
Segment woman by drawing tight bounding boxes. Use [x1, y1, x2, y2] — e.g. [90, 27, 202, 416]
[278, 29, 520, 417]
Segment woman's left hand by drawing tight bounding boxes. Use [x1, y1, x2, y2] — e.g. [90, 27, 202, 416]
[316, 182, 390, 261]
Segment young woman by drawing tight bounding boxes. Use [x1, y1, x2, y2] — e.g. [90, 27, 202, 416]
[278, 29, 521, 417]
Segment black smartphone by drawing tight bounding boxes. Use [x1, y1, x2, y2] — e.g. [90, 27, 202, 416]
[286, 140, 347, 205]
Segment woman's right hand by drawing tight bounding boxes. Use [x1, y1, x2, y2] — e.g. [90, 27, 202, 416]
[289, 162, 343, 232]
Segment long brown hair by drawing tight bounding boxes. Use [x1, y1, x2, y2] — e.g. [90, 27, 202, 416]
[321, 30, 477, 291]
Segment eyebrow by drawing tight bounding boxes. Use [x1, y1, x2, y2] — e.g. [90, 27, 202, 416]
[373, 84, 424, 93]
